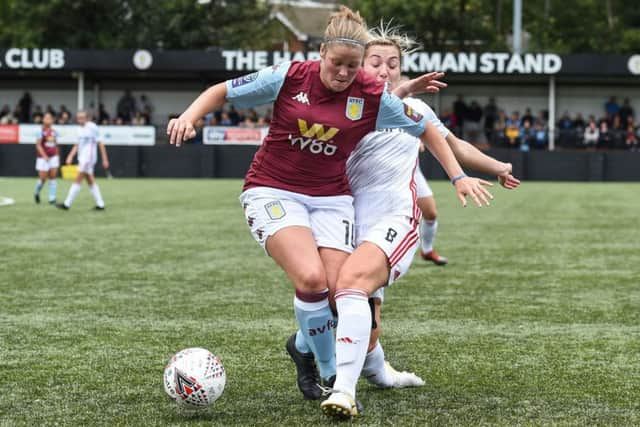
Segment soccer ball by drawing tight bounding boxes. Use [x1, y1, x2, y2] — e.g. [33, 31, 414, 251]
[163, 347, 226, 408]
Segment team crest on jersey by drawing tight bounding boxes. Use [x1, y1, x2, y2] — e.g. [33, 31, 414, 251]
[403, 103, 424, 123]
[231, 72, 258, 87]
[345, 97, 364, 121]
[265, 201, 286, 220]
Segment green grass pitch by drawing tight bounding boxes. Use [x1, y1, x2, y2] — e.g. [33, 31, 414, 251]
[1, 177, 639, 426]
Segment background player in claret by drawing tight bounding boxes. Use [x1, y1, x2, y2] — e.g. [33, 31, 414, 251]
[320, 24, 521, 419]
[167, 5, 490, 403]
[33, 112, 59, 204]
[56, 111, 109, 211]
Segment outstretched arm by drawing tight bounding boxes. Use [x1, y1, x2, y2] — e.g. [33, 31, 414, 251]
[445, 133, 521, 189]
[420, 124, 493, 207]
[167, 82, 228, 146]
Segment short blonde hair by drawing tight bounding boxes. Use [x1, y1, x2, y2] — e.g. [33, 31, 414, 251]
[323, 6, 370, 48]
[366, 21, 421, 62]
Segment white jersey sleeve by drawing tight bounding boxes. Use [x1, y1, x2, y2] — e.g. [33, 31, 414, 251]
[375, 90, 427, 137]
[225, 62, 291, 109]
[403, 97, 450, 139]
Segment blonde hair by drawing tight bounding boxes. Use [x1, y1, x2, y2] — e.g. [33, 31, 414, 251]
[323, 6, 370, 48]
[366, 21, 421, 61]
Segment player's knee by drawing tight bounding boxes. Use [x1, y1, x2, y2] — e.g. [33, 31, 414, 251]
[336, 267, 369, 292]
[423, 207, 437, 221]
[296, 268, 327, 294]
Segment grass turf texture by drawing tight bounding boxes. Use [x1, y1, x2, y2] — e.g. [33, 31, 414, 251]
[1, 177, 639, 426]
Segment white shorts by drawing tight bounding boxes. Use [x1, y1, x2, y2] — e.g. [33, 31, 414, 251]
[35, 155, 60, 172]
[239, 187, 355, 254]
[357, 214, 419, 291]
[78, 158, 96, 175]
[414, 167, 433, 199]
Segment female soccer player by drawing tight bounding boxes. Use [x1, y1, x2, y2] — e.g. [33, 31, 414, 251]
[56, 111, 109, 210]
[34, 112, 59, 204]
[168, 5, 491, 402]
[320, 26, 520, 418]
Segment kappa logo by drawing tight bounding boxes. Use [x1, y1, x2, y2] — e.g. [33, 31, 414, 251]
[292, 91, 310, 105]
[346, 96, 364, 121]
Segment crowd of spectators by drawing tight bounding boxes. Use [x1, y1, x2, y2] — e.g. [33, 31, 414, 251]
[0, 91, 154, 126]
[4, 90, 637, 151]
[441, 95, 638, 152]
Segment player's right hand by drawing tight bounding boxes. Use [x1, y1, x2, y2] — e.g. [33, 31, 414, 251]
[167, 117, 196, 147]
[454, 176, 493, 207]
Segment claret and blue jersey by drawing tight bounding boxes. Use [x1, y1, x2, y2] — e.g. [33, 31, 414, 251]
[225, 60, 428, 197]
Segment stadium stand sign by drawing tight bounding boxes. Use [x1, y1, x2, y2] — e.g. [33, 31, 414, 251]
[0, 48, 638, 76]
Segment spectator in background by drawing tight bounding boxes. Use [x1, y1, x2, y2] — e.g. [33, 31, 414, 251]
[505, 111, 521, 148]
[32, 105, 43, 122]
[453, 94, 467, 136]
[0, 104, 10, 120]
[140, 94, 153, 124]
[493, 109, 507, 146]
[219, 111, 232, 126]
[583, 119, 599, 149]
[533, 121, 547, 149]
[464, 100, 483, 145]
[18, 92, 33, 123]
[483, 97, 497, 142]
[625, 122, 638, 151]
[97, 103, 110, 124]
[45, 105, 57, 117]
[228, 105, 240, 125]
[619, 97, 634, 126]
[519, 119, 533, 151]
[131, 111, 147, 125]
[598, 121, 612, 149]
[572, 113, 585, 133]
[604, 96, 619, 117]
[0, 107, 18, 124]
[57, 111, 71, 125]
[558, 111, 573, 130]
[521, 107, 534, 126]
[116, 90, 136, 122]
[59, 105, 70, 117]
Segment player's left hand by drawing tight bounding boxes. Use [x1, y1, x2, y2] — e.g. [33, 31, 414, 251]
[454, 176, 493, 207]
[404, 72, 447, 95]
[497, 162, 521, 189]
[102, 160, 110, 170]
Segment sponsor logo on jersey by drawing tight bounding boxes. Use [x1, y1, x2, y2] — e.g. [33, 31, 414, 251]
[346, 96, 364, 121]
[403, 103, 424, 122]
[292, 91, 310, 105]
[288, 119, 341, 156]
[264, 200, 286, 220]
[231, 72, 258, 87]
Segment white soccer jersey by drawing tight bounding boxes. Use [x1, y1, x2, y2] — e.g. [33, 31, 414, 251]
[346, 97, 449, 226]
[347, 129, 420, 227]
[77, 122, 100, 166]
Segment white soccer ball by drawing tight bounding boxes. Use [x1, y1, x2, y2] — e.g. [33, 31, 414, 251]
[163, 347, 226, 408]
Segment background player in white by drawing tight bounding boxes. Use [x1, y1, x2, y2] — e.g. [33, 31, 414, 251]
[34, 112, 60, 204]
[321, 25, 520, 418]
[57, 111, 109, 210]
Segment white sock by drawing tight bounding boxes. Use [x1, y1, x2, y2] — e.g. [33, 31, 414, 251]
[362, 341, 392, 387]
[420, 219, 438, 253]
[333, 289, 370, 399]
[64, 183, 81, 207]
[90, 184, 105, 208]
